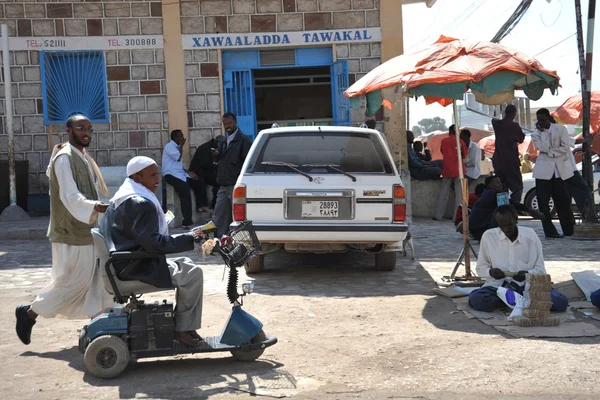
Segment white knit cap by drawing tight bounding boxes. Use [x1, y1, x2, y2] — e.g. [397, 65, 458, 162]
[126, 156, 157, 176]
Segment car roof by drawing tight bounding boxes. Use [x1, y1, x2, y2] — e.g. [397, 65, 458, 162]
[258, 126, 381, 135]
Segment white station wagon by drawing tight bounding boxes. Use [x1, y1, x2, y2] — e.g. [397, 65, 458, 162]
[229, 126, 409, 274]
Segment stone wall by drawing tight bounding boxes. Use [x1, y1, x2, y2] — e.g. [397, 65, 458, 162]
[182, 0, 382, 146]
[184, 48, 222, 153]
[0, 1, 166, 194]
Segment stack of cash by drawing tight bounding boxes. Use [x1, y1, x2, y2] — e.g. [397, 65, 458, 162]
[511, 274, 560, 327]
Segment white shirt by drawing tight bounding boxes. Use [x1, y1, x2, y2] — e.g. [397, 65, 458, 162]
[476, 226, 546, 288]
[226, 129, 239, 148]
[53, 145, 99, 225]
[161, 140, 189, 182]
[464, 141, 481, 179]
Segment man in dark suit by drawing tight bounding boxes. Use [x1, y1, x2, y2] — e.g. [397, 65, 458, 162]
[212, 113, 253, 236]
[190, 135, 224, 210]
[100, 156, 205, 347]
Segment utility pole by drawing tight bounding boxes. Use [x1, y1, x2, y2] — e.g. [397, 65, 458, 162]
[574, 0, 598, 223]
[0, 24, 30, 222]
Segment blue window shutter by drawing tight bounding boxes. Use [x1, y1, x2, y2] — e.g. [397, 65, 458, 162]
[223, 69, 257, 140]
[331, 60, 351, 127]
[40, 51, 109, 125]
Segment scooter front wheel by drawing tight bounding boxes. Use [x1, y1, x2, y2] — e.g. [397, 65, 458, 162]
[84, 335, 130, 379]
[230, 329, 267, 362]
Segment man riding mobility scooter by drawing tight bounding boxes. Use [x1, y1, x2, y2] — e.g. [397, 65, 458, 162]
[79, 220, 277, 379]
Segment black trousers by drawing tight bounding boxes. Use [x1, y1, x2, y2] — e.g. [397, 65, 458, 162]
[536, 176, 574, 237]
[195, 169, 219, 209]
[565, 170, 592, 217]
[496, 167, 523, 203]
[164, 175, 208, 226]
[410, 166, 442, 180]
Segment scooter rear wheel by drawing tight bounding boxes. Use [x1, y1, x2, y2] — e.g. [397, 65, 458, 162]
[230, 329, 267, 362]
[84, 335, 130, 379]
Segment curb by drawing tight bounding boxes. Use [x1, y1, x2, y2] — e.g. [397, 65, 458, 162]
[0, 227, 48, 241]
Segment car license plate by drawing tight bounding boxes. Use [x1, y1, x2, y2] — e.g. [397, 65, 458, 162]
[301, 200, 339, 218]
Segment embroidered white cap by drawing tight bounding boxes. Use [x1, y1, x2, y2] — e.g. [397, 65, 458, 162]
[127, 156, 157, 176]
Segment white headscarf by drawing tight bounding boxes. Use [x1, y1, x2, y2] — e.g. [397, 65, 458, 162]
[111, 156, 168, 235]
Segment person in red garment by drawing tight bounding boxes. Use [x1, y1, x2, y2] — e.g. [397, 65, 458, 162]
[434, 125, 468, 220]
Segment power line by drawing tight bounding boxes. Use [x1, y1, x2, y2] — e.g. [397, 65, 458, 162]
[491, 0, 534, 43]
[533, 32, 577, 57]
[407, 0, 488, 52]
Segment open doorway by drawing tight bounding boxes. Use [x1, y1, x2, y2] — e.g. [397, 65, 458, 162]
[254, 66, 333, 131]
[222, 48, 350, 139]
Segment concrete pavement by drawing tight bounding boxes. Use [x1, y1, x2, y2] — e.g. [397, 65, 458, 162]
[1, 216, 598, 295]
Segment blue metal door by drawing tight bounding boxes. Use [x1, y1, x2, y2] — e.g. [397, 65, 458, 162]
[331, 60, 351, 126]
[223, 70, 257, 139]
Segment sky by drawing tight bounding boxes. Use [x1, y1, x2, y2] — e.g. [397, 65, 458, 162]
[402, 0, 592, 128]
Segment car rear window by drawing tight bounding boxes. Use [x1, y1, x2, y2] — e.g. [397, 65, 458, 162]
[246, 132, 394, 174]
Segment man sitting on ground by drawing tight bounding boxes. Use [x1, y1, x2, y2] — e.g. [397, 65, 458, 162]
[468, 205, 568, 313]
[455, 183, 485, 234]
[469, 175, 544, 241]
[100, 156, 205, 347]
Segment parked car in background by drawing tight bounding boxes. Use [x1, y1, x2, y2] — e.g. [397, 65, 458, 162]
[230, 126, 408, 273]
[521, 154, 600, 215]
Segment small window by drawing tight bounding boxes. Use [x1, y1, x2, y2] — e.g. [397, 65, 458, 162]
[40, 51, 109, 125]
[248, 132, 394, 174]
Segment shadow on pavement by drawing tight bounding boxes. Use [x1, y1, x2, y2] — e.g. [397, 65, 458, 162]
[251, 250, 435, 298]
[421, 294, 600, 345]
[252, 250, 600, 344]
[21, 346, 285, 399]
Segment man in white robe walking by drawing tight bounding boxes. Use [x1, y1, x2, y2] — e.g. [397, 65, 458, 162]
[15, 114, 114, 345]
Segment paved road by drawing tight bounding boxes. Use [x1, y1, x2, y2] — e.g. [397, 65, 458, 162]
[1, 218, 596, 295]
[1, 218, 600, 400]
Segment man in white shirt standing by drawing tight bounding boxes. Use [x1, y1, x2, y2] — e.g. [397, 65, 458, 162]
[162, 129, 210, 229]
[460, 129, 482, 184]
[15, 114, 115, 345]
[468, 205, 568, 313]
[531, 109, 574, 238]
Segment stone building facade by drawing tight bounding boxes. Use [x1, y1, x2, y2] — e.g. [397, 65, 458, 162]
[0, 0, 431, 202]
[182, 0, 382, 148]
[1, 1, 167, 195]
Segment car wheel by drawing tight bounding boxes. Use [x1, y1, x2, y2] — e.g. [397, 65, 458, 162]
[375, 252, 396, 271]
[230, 329, 267, 362]
[245, 254, 264, 274]
[84, 335, 129, 379]
[524, 190, 556, 216]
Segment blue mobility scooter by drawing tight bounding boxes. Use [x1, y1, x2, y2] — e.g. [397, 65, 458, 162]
[80, 220, 277, 379]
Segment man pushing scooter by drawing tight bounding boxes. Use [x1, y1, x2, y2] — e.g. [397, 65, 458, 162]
[99, 156, 206, 347]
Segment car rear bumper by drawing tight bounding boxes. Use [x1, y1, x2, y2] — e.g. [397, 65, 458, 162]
[230, 221, 408, 243]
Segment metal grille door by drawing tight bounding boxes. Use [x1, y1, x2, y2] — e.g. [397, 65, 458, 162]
[331, 60, 351, 126]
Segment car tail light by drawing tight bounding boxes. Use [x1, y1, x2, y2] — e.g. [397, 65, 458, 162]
[232, 184, 247, 222]
[393, 184, 406, 223]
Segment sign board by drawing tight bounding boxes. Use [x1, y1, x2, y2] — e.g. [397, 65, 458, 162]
[183, 28, 382, 49]
[0, 35, 164, 51]
[0, 29, 381, 51]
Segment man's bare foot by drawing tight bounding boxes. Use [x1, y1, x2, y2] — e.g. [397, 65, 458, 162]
[187, 330, 203, 341]
[174, 331, 200, 347]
